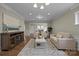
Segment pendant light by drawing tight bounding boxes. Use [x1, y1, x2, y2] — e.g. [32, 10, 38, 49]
[33, 3, 38, 8]
[40, 5, 44, 9]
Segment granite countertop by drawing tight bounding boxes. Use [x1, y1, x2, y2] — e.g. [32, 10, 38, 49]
[0, 30, 24, 34]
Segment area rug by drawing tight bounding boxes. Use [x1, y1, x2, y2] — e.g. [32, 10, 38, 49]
[18, 39, 67, 56]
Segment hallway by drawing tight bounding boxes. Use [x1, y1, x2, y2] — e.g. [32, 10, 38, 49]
[18, 38, 67, 56]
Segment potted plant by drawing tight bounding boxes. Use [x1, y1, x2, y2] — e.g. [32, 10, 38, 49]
[47, 27, 53, 38]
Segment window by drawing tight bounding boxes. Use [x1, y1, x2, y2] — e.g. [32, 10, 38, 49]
[37, 25, 47, 31]
[37, 25, 41, 29]
[37, 25, 43, 30]
[75, 11, 79, 25]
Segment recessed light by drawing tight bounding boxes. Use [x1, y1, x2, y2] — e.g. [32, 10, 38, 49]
[40, 5, 44, 9]
[45, 3, 50, 5]
[33, 3, 38, 8]
[48, 13, 50, 15]
[29, 13, 32, 15]
[36, 15, 43, 19]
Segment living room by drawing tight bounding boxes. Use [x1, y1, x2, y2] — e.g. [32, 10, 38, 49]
[0, 2, 79, 56]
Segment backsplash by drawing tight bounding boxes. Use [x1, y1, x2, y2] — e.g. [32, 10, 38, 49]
[2, 24, 19, 31]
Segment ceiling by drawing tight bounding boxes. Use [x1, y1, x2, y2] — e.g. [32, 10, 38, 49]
[5, 3, 76, 23]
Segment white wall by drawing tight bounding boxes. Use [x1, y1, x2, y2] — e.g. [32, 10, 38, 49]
[51, 5, 79, 50]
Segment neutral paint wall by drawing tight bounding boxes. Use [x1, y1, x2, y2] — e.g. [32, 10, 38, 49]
[0, 5, 2, 33]
[25, 22, 30, 36]
[0, 4, 25, 32]
[4, 14, 19, 26]
[51, 5, 79, 50]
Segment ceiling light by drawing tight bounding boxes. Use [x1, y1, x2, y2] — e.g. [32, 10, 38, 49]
[48, 13, 50, 15]
[45, 3, 50, 5]
[40, 5, 44, 9]
[36, 15, 43, 19]
[33, 3, 38, 8]
[29, 13, 32, 15]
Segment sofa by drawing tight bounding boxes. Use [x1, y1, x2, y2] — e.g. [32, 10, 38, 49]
[50, 32, 76, 50]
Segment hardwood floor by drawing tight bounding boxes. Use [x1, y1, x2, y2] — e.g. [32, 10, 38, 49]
[64, 50, 79, 56]
[0, 41, 26, 56]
